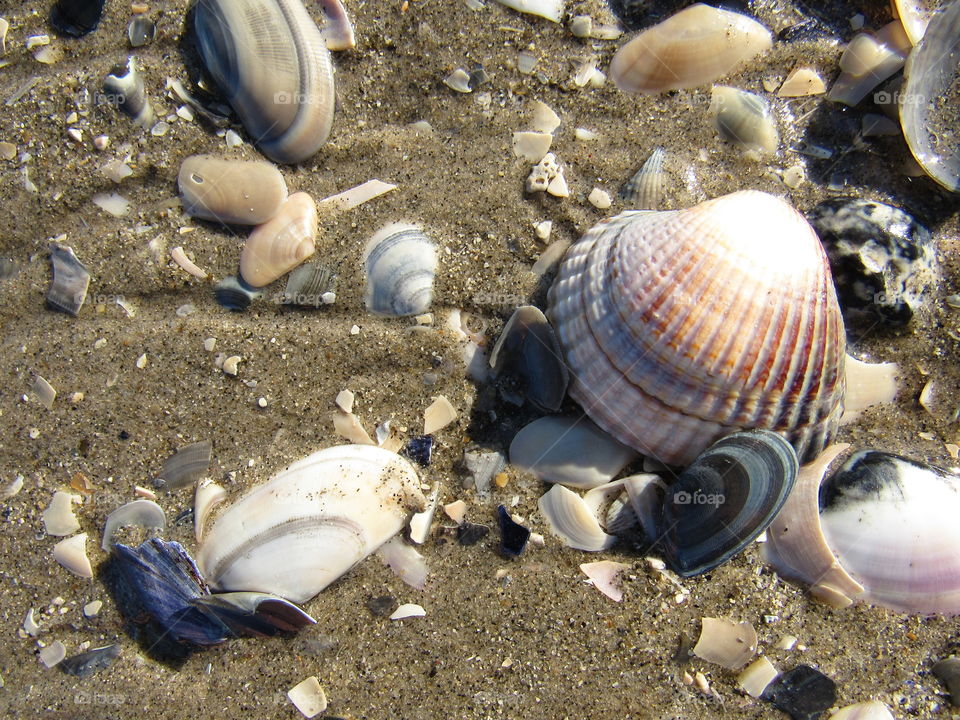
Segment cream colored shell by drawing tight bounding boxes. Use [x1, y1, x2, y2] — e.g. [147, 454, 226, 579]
[178, 155, 288, 225]
[240, 191, 317, 287]
[547, 190, 846, 467]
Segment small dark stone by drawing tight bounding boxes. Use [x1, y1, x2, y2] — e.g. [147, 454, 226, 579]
[50, 0, 106, 37]
[762, 665, 837, 720]
[456, 521, 490, 546]
[118, 430, 130, 440]
[366, 595, 397, 617]
[497, 505, 530, 557]
[403, 435, 433, 467]
[59, 644, 120, 678]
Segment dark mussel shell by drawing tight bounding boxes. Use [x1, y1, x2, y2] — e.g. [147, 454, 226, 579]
[660, 430, 798, 577]
[50, 0, 105, 37]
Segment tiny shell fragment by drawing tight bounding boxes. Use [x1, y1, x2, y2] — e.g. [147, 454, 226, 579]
[43, 491, 81, 536]
[32, 375, 56, 409]
[530, 100, 561, 134]
[493, 0, 564, 23]
[83, 600, 103, 617]
[287, 676, 327, 719]
[333, 411, 375, 444]
[92, 192, 131, 217]
[194, 480, 226, 542]
[47, 243, 90, 316]
[444, 499, 467, 524]
[693, 617, 758, 669]
[424, 395, 457, 434]
[52, 533, 93, 578]
[778, 67, 826, 97]
[588, 188, 612, 209]
[159, 440, 212, 490]
[389, 603, 426, 619]
[319, 179, 396, 211]
[829, 700, 896, 720]
[335, 389, 355, 413]
[738, 656, 779, 698]
[101, 499, 166, 550]
[170, 246, 208, 279]
[39, 641, 67, 668]
[580, 560, 630, 601]
[512, 131, 553, 162]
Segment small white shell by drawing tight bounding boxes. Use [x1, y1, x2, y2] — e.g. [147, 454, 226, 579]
[42, 491, 80, 536]
[198, 445, 427, 603]
[101, 499, 166, 550]
[537, 484, 617, 551]
[364, 223, 437, 317]
[390, 602, 426, 619]
[738, 657, 779, 698]
[829, 701, 896, 720]
[492, 0, 564, 23]
[287, 676, 327, 719]
[240, 192, 317, 287]
[52, 533, 93, 578]
[579, 560, 629, 601]
[827, 22, 911, 106]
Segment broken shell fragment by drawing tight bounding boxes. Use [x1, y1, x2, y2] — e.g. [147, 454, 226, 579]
[283, 263, 336, 307]
[240, 192, 317, 287]
[158, 440, 212, 491]
[692, 617, 758, 670]
[739, 656, 780, 698]
[103, 57, 155, 128]
[101, 499, 166, 550]
[390, 603, 426, 619]
[39, 641, 67, 669]
[319, 0, 355, 50]
[538, 484, 617, 551]
[828, 22, 911, 106]
[620, 147, 664, 210]
[493, 0, 564, 23]
[214, 275, 260, 311]
[610, 4, 772, 93]
[288, 676, 328, 719]
[43, 491, 80, 536]
[580, 560, 629, 601]
[198, 445, 426, 603]
[59, 644, 120, 679]
[193, 0, 335, 164]
[46, 243, 90, 316]
[778, 67, 826, 97]
[893, 0, 937, 44]
[178, 155, 288, 225]
[424, 395, 457, 434]
[194, 479, 226, 542]
[364, 223, 437, 317]
[829, 701, 896, 720]
[52, 533, 93, 578]
[709, 85, 779, 158]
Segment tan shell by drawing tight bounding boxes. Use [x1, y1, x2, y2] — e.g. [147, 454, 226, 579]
[547, 190, 846, 466]
[239, 192, 317, 287]
[610, 4, 772, 93]
[178, 155, 288, 225]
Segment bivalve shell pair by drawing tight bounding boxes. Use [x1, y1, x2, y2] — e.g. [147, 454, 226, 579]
[547, 190, 846, 467]
[193, 0, 335, 164]
[197, 445, 427, 603]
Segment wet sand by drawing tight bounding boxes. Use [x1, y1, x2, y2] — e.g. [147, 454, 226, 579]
[1, 0, 960, 718]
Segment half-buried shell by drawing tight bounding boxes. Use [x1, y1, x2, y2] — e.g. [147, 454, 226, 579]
[239, 192, 317, 287]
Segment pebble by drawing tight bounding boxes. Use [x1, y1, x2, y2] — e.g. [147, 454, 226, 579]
[588, 187, 612, 209]
[497, 505, 530, 557]
[366, 595, 397, 617]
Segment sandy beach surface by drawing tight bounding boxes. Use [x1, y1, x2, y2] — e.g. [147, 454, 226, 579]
[1, 0, 959, 718]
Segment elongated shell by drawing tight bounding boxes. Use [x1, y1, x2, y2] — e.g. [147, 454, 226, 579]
[240, 192, 317, 287]
[194, 0, 335, 164]
[610, 4, 772, 93]
[364, 223, 437, 317]
[547, 190, 846, 466]
[197, 445, 427, 603]
[179, 155, 288, 225]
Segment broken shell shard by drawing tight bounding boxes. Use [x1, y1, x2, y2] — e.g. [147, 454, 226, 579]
[47, 243, 90, 316]
[900, 0, 960, 192]
[493, 0, 565, 23]
[178, 155, 288, 225]
[198, 445, 427, 603]
[43, 491, 80, 536]
[894, 0, 937, 44]
[610, 4, 772, 93]
[709, 85, 779, 158]
[693, 617, 758, 670]
[620, 147, 664, 210]
[103, 57, 155, 128]
[364, 223, 437, 317]
[240, 192, 317, 287]
[102, 499, 166, 550]
[537, 484, 617, 551]
[193, 0, 335, 164]
[547, 191, 846, 466]
[50, 0, 105, 37]
[158, 440, 212, 490]
[53, 533, 93, 578]
[660, 430, 798, 576]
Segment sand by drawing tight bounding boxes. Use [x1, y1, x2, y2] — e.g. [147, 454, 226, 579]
[1, 0, 959, 718]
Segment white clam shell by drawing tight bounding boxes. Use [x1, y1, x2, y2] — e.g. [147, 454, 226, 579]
[610, 4, 772, 93]
[178, 155, 288, 225]
[547, 190, 846, 466]
[240, 191, 318, 287]
[363, 223, 437, 317]
[537, 484, 617, 551]
[197, 444, 427, 603]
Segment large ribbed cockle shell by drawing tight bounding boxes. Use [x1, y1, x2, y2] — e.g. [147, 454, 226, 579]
[197, 445, 427, 604]
[547, 190, 846, 467]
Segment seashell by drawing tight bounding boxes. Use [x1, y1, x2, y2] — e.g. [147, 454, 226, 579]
[765, 447, 960, 614]
[103, 57, 155, 129]
[492, 0, 564, 23]
[287, 676, 328, 718]
[900, 0, 960, 192]
[738, 656, 779, 698]
[214, 275, 261, 311]
[547, 190, 846, 466]
[808, 198, 936, 327]
[194, 479, 226, 542]
[318, 0, 355, 50]
[510, 416, 639, 490]
[240, 192, 317, 287]
[377, 536, 429, 589]
[709, 85, 779, 158]
[102, 499, 166, 550]
[537, 484, 618, 551]
[827, 22, 911, 106]
[390, 603, 426, 620]
[830, 700, 896, 720]
[364, 223, 437, 317]
[39, 641, 67, 669]
[692, 617, 758, 670]
[178, 155, 288, 225]
[620, 147, 664, 210]
[43, 491, 80, 536]
[659, 430, 797, 576]
[777, 67, 826, 97]
[52, 533, 93, 578]
[60, 644, 120, 679]
[463, 448, 506, 498]
[610, 4, 773, 94]
[489, 305, 569, 412]
[283, 263, 336, 307]
[893, 0, 940, 44]
[933, 656, 960, 707]
[158, 440, 212, 491]
[198, 445, 427, 603]
[423, 395, 456, 434]
[46, 243, 90, 316]
[128, 16, 156, 47]
[189, 591, 316, 635]
[403, 435, 434, 467]
[50, 0, 105, 37]
[579, 560, 629, 601]
[193, 0, 335, 164]
[497, 505, 531, 556]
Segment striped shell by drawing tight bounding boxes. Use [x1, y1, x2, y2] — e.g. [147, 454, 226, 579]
[547, 190, 846, 466]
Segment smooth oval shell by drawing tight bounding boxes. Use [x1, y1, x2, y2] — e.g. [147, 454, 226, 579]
[610, 4, 773, 93]
[659, 430, 798, 577]
[179, 155, 288, 225]
[363, 223, 437, 317]
[547, 190, 846, 466]
[197, 445, 427, 603]
[240, 191, 317, 287]
[194, 0, 335, 164]
[709, 85, 779, 157]
[900, 0, 960, 192]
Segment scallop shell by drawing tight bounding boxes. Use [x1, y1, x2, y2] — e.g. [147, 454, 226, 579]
[363, 223, 437, 317]
[240, 192, 317, 287]
[900, 0, 960, 192]
[610, 4, 773, 93]
[547, 190, 846, 466]
[197, 444, 427, 603]
[659, 430, 798, 576]
[178, 155, 288, 225]
[193, 0, 335, 164]
[620, 147, 665, 210]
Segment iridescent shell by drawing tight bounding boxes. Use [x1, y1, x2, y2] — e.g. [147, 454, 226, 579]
[546, 190, 846, 466]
